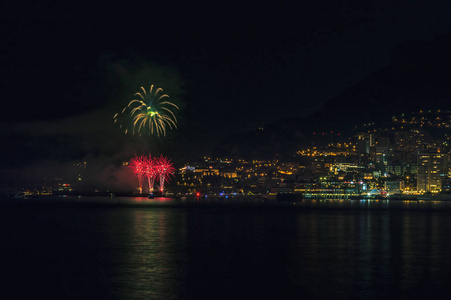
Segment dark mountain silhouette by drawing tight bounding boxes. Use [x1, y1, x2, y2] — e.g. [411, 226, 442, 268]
[213, 32, 451, 159]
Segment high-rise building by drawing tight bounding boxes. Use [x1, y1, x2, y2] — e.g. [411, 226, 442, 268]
[417, 152, 447, 192]
[357, 133, 375, 154]
[374, 146, 394, 165]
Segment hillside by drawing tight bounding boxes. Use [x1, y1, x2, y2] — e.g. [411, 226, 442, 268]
[213, 33, 451, 159]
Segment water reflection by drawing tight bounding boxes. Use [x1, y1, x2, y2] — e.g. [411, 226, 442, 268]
[81, 197, 451, 298]
[61, 195, 451, 211]
[300, 198, 451, 210]
[4, 196, 451, 299]
[103, 209, 187, 299]
[85, 202, 451, 298]
[286, 210, 451, 298]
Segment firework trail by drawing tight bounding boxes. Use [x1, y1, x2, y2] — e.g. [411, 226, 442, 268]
[114, 85, 179, 137]
[143, 155, 158, 193]
[128, 155, 146, 193]
[154, 155, 175, 193]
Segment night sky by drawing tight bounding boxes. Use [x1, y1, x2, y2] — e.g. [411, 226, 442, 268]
[1, 0, 451, 190]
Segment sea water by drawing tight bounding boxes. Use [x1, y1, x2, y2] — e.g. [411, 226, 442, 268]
[1, 196, 451, 299]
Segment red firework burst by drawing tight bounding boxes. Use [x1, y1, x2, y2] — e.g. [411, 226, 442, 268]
[128, 155, 146, 193]
[154, 155, 175, 193]
[129, 154, 175, 194]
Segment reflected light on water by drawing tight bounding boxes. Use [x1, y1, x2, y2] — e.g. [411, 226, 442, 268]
[287, 209, 451, 298]
[100, 209, 187, 299]
[4, 196, 451, 298]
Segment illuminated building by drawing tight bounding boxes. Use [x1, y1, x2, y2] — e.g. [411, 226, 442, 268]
[58, 183, 72, 192]
[195, 168, 219, 176]
[220, 171, 237, 178]
[374, 146, 393, 164]
[417, 152, 447, 193]
[394, 130, 425, 152]
[385, 180, 404, 195]
[356, 132, 375, 154]
[363, 173, 373, 180]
